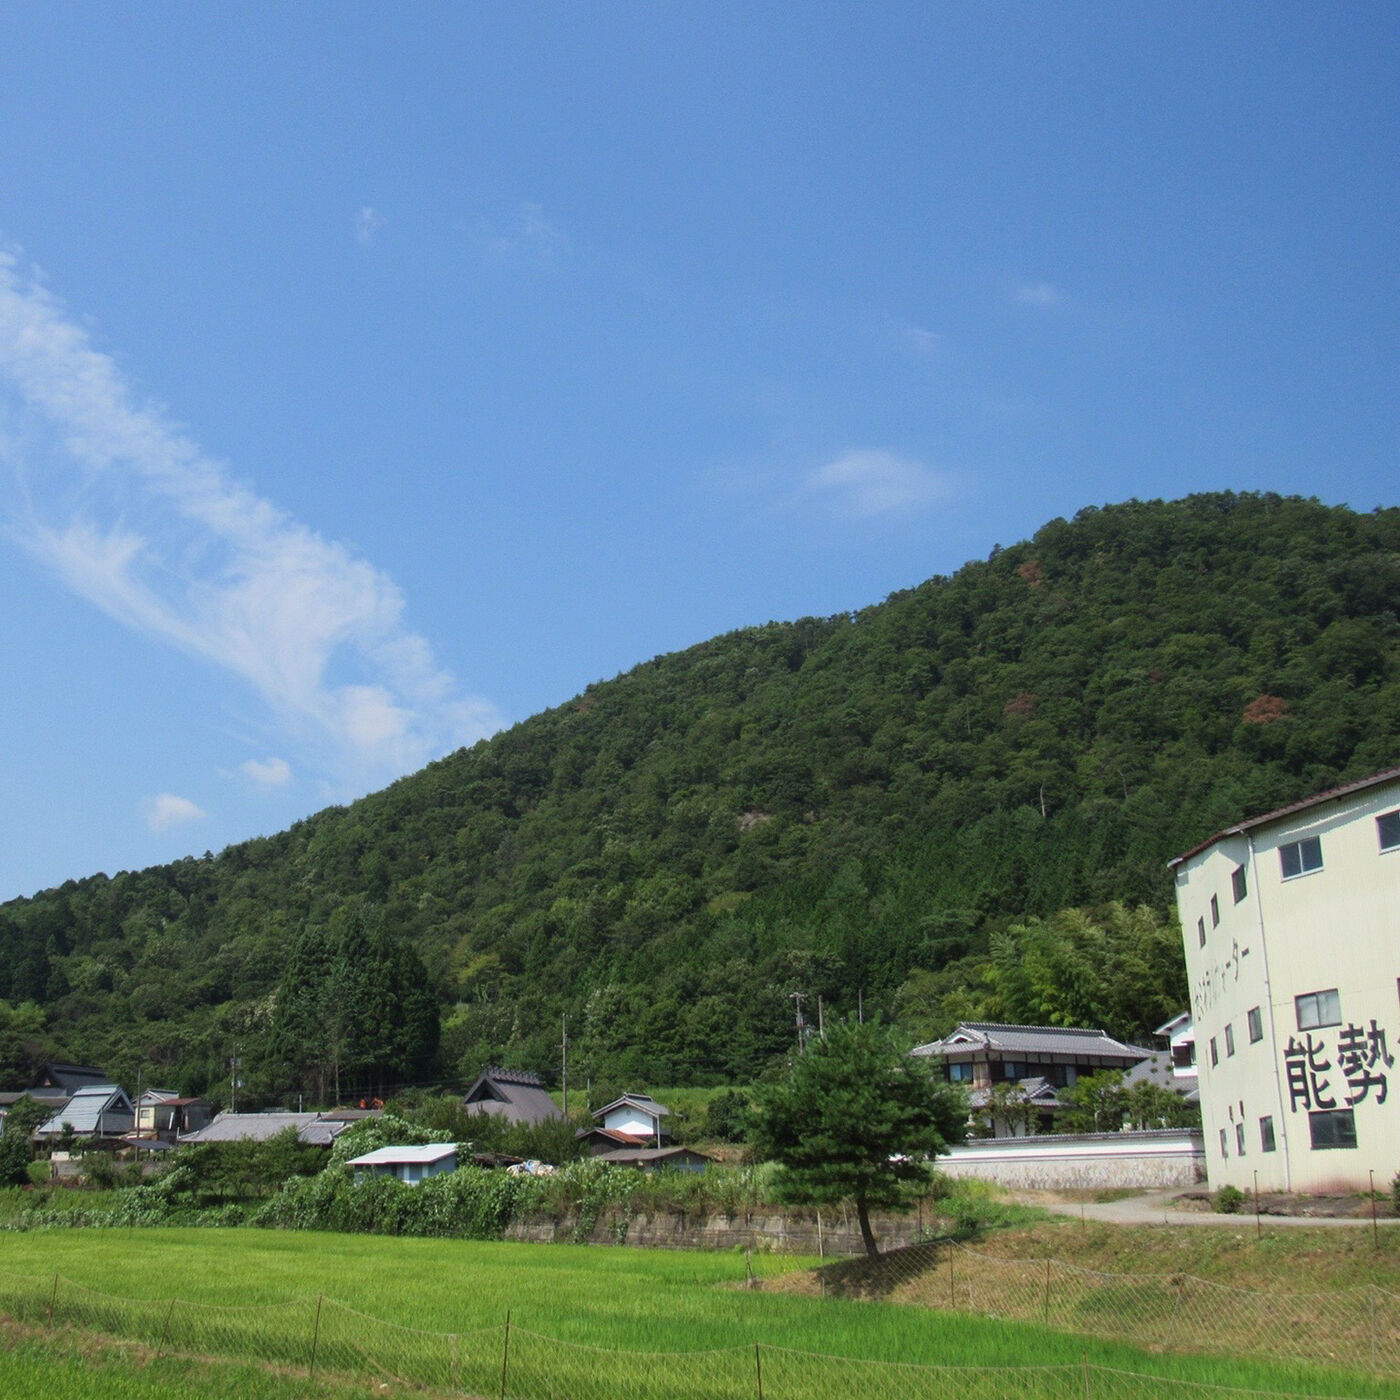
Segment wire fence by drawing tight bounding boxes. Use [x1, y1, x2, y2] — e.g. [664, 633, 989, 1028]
[0, 1264, 1388, 1400]
[797, 1241, 1400, 1376]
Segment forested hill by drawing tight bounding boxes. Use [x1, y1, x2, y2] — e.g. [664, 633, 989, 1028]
[4, 492, 1400, 1103]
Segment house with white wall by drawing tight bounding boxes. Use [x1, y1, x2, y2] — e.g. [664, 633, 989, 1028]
[1170, 766, 1400, 1193]
[347, 1143, 459, 1186]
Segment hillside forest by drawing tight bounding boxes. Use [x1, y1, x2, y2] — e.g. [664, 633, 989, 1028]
[2, 492, 1398, 1105]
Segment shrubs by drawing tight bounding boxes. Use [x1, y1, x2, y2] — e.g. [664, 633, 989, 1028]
[1214, 1184, 1246, 1214]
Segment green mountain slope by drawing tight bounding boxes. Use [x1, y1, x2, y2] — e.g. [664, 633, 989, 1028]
[3, 492, 1398, 1100]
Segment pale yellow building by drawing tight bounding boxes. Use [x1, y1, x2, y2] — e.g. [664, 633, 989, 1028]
[1170, 766, 1400, 1193]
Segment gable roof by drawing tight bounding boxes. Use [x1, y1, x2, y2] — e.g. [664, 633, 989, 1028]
[29, 1062, 108, 1096]
[910, 1022, 1149, 1063]
[594, 1094, 670, 1121]
[1169, 765, 1400, 867]
[34, 1085, 133, 1137]
[462, 1067, 565, 1127]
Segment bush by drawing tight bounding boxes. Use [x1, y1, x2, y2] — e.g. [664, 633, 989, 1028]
[1215, 1184, 1246, 1214]
[25, 1160, 51, 1186]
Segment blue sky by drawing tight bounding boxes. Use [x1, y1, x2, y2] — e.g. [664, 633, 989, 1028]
[1, 4, 1396, 901]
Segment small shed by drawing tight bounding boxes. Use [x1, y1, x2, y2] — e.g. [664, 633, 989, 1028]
[347, 1143, 459, 1186]
[593, 1145, 712, 1173]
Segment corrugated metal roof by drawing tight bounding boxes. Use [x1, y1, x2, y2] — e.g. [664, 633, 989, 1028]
[593, 1146, 713, 1165]
[35, 1086, 132, 1137]
[595, 1094, 670, 1119]
[347, 1143, 458, 1167]
[911, 1022, 1149, 1061]
[1169, 765, 1400, 867]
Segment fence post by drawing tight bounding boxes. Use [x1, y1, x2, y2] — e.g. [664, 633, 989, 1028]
[1082, 1351, 1091, 1400]
[754, 1340, 764, 1400]
[308, 1294, 323, 1379]
[500, 1308, 512, 1400]
[817, 1209, 824, 1258]
[155, 1298, 176, 1359]
[1371, 1286, 1378, 1374]
[948, 1250, 954, 1309]
[451, 1333, 460, 1392]
[1043, 1258, 1051, 1327]
[47, 1272, 58, 1327]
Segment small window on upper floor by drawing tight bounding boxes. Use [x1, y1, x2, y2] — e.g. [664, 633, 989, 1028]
[1247, 1006, 1263, 1043]
[1225, 1024, 1235, 1057]
[1296, 988, 1341, 1031]
[1235, 1122, 1246, 1155]
[1209, 1036, 1219, 1067]
[947, 1062, 974, 1083]
[1231, 865, 1248, 903]
[1197, 916, 1206, 948]
[1279, 836, 1323, 879]
[1379, 810, 1400, 853]
[1260, 1115, 1276, 1152]
[1210, 894, 1220, 927]
[1309, 1109, 1357, 1151]
[1218, 1127, 1229, 1158]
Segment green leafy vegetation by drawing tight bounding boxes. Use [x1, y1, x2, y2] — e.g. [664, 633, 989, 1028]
[2, 492, 1399, 1099]
[749, 1021, 966, 1256]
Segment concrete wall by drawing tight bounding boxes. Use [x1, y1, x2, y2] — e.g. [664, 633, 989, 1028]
[935, 1129, 1206, 1189]
[505, 1206, 935, 1256]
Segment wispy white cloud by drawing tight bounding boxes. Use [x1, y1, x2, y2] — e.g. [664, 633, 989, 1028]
[478, 203, 569, 270]
[355, 206, 385, 246]
[1015, 281, 1065, 308]
[0, 252, 501, 788]
[803, 449, 950, 518]
[145, 793, 206, 832]
[240, 756, 292, 788]
[904, 326, 942, 355]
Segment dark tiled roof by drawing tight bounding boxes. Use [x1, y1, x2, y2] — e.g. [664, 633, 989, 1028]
[462, 1068, 564, 1127]
[1169, 765, 1400, 867]
[912, 1023, 1149, 1061]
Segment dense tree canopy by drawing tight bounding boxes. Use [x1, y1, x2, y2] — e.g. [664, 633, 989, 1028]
[1, 493, 1398, 1099]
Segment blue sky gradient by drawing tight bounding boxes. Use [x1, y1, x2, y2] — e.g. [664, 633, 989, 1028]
[1, 4, 1396, 899]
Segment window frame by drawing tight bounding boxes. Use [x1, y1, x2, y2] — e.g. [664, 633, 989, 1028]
[1379, 810, 1400, 853]
[1235, 1121, 1246, 1155]
[1259, 1115, 1276, 1153]
[1247, 1006, 1263, 1043]
[1224, 1023, 1235, 1057]
[1231, 865, 1248, 903]
[1295, 989, 1341, 1032]
[1279, 836, 1323, 880]
[1209, 1036, 1219, 1068]
[1210, 894, 1220, 928]
[1308, 1109, 1357, 1151]
[1197, 916, 1206, 948]
[1219, 1127, 1229, 1158]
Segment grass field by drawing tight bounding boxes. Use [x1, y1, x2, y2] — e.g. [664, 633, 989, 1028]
[3, 1228, 1400, 1398]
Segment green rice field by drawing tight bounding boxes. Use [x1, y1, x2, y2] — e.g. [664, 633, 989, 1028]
[1, 1228, 1398, 1398]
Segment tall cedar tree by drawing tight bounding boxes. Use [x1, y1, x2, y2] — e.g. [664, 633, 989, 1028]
[750, 1020, 966, 1257]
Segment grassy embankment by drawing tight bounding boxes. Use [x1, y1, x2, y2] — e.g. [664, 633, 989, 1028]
[2, 1228, 1399, 1398]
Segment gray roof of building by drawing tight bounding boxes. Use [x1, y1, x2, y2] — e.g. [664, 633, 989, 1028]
[911, 1022, 1150, 1062]
[593, 1146, 712, 1166]
[179, 1112, 347, 1146]
[462, 1067, 565, 1127]
[1169, 765, 1400, 867]
[35, 1086, 132, 1137]
[967, 1075, 1061, 1110]
[594, 1094, 670, 1120]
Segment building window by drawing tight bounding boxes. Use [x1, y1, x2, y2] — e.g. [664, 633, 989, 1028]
[1219, 1128, 1229, 1158]
[1279, 837, 1323, 879]
[1296, 989, 1341, 1031]
[1235, 1122, 1246, 1155]
[1247, 1006, 1263, 1043]
[947, 1062, 974, 1082]
[1231, 865, 1248, 903]
[1209, 1036, 1219, 1067]
[1309, 1109, 1357, 1151]
[1225, 1024, 1235, 1057]
[1260, 1116, 1276, 1152]
[1210, 894, 1220, 927]
[1197, 916, 1206, 947]
[1379, 810, 1400, 852]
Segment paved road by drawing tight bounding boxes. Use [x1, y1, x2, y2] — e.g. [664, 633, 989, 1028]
[1034, 1188, 1398, 1228]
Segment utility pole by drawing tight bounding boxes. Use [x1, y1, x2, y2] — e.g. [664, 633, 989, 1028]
[817, 996, 825, 1041]
[790, 991, 807, 1055]
[561, 1015, 569, 1115]
[230, 1046, 240, 1113]
[858, 988, 864, 1025]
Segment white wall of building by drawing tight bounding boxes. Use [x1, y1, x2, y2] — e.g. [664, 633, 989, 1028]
[1175, 774, 1400, 1193]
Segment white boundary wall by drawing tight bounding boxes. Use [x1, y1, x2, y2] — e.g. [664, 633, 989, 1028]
[938, 1129, 1206, 1189]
